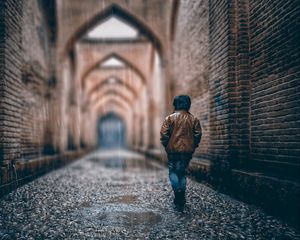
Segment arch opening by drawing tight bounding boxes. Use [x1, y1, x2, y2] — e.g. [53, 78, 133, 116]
[85, 15, 139, 40]
[87, 76, 138, 98]
[64, 4, 163, 59]
[100, 56, 126, 68]
[82, 53, 146, 89]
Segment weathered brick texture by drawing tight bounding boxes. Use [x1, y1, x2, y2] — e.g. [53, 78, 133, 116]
[0, 0, 83, 195]
[20, 0, 52, 160]
[206, 0, 299, 224]
[0, 0, 23, 166]
[249, 0, 300, 176]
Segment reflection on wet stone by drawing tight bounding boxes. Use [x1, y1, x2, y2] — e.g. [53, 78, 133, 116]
[74, 202, 162, 228]
[111, 176, 130, 182]
[80, 201, 92, 208]
[72, 153, 163, 229]
[97, 211, 162, 227]
[88, 155, 161, 171]
[107, 195, 139, 204]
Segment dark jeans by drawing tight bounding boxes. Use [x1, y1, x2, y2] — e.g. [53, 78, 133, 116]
[167, 153, 192, 193]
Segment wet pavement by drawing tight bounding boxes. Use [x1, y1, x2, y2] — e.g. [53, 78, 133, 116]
[0, 149, 299, 239]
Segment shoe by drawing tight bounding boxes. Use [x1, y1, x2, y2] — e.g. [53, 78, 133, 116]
[177, 190, 186, 205]
[173, 191, 180, 205]
[175, 204, 184, 212]
[173, 190, 186, 212]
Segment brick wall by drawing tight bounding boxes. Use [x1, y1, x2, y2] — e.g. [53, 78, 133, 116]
[0, 0, 54, 162]
[0, 0, 23, 166]
[171, 0, 210, 159]
[0, 0, 79, 196]
[205, 0, 300, 224]
[206, 0, 300, 176]
[249, 0, 300, 177]
[19, 0, 52, 160]
[0, 0, 4, 162]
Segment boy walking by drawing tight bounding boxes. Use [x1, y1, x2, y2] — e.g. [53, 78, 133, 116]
[160, 95, 202, 210]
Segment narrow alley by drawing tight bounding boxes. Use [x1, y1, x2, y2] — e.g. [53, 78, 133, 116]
[1, 150, 299, 239]
[1, 0, 300, 239]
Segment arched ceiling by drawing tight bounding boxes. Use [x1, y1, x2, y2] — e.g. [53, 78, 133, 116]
[80, 52, 148, 88]
[84, 68, 144, 96]
[58, 2, 173, 59]
[86, 76, 138, 98]
[93, 95, 132, 112]
[76, 42, 153, 87]
[90, 88, 134, 107]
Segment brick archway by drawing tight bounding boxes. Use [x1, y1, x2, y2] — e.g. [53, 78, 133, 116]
[91, 89, 135, 108]
[86, 76, 138, 99]
[81, 53, 146, 89]
[63, 3, 163, 61]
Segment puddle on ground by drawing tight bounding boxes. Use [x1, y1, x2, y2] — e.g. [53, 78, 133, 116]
[97, 211, 162, 227]
[72, 165, 84, 170]
[80, 201, 92, 208]
[111, 176, 130, 182]
[107, 195, 139, 204]
[74, 203, 162, 228]
[88, 157, 161, 171]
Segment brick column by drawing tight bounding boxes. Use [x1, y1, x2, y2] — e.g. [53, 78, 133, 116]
[208, 0, 250, 185]
[227, 0, 251, 168]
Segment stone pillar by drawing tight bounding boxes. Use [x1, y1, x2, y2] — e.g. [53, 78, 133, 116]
[68, 96, 81, 150]
[52, 60, 69, 153]
[141, 88, 149, 150]
[149, 50, 165, 149]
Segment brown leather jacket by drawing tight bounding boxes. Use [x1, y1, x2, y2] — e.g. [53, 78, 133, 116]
[160, 111, 202, 154]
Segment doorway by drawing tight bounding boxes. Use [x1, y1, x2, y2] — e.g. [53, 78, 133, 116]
[98, 113, 126, 149]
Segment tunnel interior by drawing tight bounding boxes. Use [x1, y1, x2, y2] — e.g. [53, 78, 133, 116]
[97, 113, 126, 149]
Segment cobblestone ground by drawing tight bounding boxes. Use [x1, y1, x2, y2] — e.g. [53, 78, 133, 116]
[0, 150, 299, 240]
